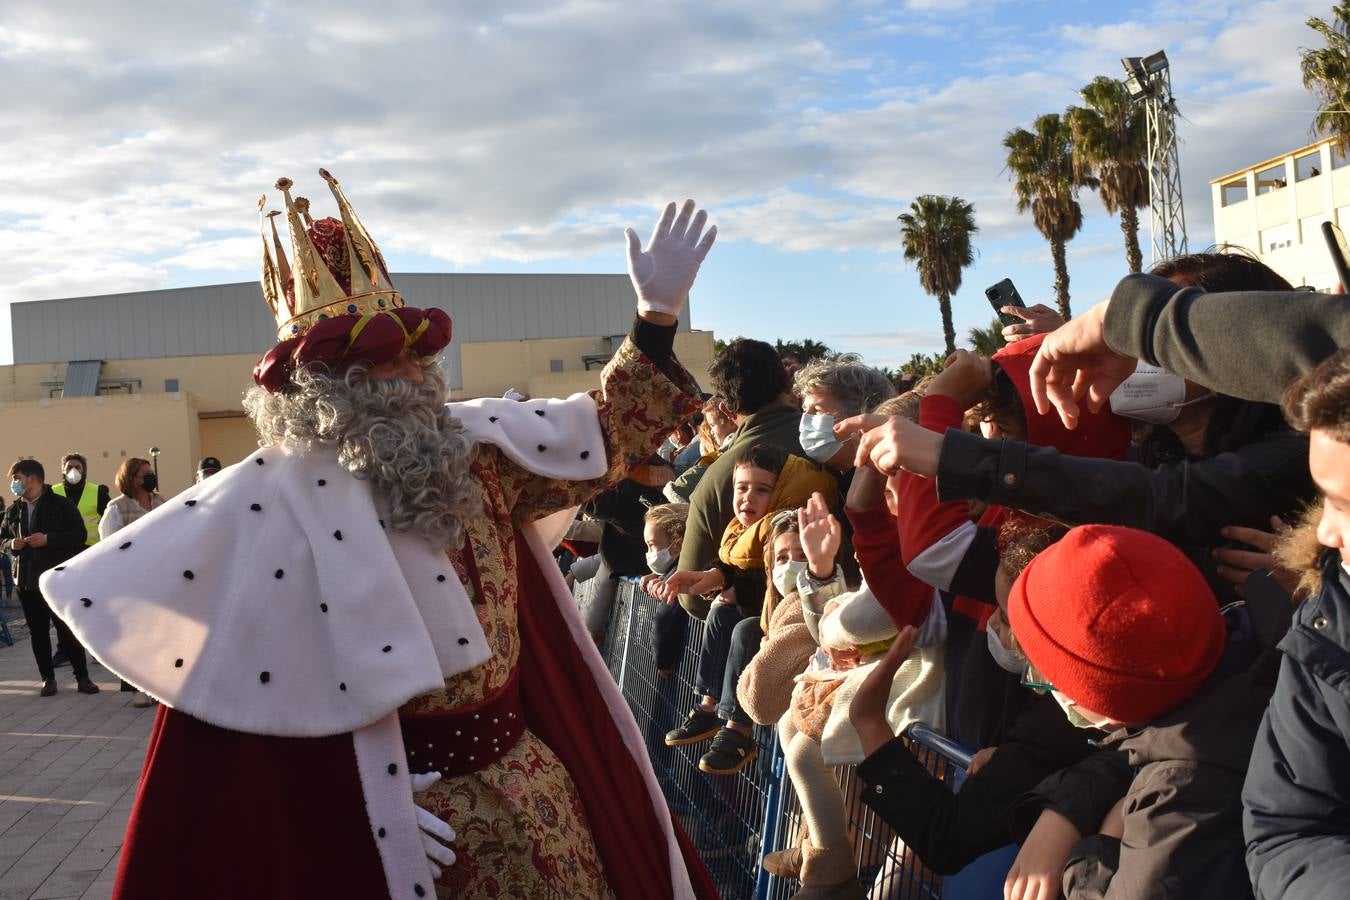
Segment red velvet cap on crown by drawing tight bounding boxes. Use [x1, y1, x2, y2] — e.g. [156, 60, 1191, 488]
[1008, 524, 1226, 724]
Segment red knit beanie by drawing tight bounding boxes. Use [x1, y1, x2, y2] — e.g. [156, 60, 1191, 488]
[1008, 524, 1226, 724]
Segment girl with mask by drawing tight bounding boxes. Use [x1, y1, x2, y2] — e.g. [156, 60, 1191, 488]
[99, 456, 164, 708]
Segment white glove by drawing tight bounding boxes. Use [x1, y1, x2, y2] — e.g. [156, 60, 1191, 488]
[625, 199, 717, 317]
[411, 771, 457, 876]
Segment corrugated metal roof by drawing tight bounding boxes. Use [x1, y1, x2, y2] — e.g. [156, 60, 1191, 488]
[9, 273, 691, 390]
[61, 360, 103, 397]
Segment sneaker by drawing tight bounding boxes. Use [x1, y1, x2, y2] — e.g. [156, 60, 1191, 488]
[664, 707, 722, 747]
[75, 677, 101, 695]
[39, 678, 57, 697]
[131, 691, 156, 708]
[699, 727, 757, 775]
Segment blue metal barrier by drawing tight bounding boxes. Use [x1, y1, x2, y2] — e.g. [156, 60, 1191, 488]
[588, 576, 1005, 900]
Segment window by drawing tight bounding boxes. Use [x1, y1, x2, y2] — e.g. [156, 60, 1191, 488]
[1296, 152, 1323, 181]
[549, 359, 564, 373]
[1221, 180, 1249, 206]
[1262, 223, 1295, 253]
[164, 378, 180, 392]
[1256, 163, 1287, 194]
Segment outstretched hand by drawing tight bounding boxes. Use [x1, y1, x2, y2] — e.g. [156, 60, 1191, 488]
[798, 492, 841, 579]
[654, 567, 726, 604]
[1029, 300, 1137, 430]
[848, 415, 942, 478]
[1001, 304, 1065, 343]
[626, 199, 717, 322]
[848, 625, 918, 757]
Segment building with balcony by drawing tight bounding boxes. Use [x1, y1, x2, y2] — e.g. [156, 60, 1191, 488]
[0, 274, 715, 494]
[1211, 137, 1350, 291]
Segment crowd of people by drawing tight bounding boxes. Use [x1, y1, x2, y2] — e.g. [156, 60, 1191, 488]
[8, 172, 1348, 900]
[565, 247, 1341, 900]
[0, 455, 221, 702]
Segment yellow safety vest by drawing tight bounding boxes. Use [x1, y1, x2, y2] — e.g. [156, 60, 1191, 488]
[52, 481, 102, 546]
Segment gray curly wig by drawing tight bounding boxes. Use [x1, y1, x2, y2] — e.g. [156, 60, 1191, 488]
[243, 359, 478, 550]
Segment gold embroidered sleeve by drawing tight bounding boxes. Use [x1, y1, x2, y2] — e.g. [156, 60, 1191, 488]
[503, 337, 702, 524]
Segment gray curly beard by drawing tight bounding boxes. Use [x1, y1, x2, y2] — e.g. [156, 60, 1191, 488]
[243, 360, 478, 551]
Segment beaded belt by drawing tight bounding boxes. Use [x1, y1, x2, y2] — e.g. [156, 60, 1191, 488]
[400, 669, 524, 778]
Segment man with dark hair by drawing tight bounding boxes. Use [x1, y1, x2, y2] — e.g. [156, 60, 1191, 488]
[1, 459, 98, 696]
[51, 451, 111, 549]
[677, 337, 804, 617]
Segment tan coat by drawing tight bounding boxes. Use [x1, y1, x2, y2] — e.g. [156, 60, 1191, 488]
[737, 591, 819, 727]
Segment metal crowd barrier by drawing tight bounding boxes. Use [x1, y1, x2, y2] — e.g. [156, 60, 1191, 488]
[575, 574, 1002, 900]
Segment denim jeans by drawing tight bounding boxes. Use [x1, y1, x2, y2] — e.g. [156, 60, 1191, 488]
[694, 603, 761, 727]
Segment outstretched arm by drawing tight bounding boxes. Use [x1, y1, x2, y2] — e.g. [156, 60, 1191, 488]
[504, 201, 716, 523]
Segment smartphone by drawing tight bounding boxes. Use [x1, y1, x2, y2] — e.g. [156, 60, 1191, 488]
[1322, 221, 1350, 291]
[985, 278, 1027, 326]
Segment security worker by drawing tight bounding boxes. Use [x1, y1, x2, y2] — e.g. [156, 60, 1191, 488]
[50, 452, 110, 548]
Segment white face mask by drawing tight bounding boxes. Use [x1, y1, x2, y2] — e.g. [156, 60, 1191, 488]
[646, 547, 676, 575]
[773, 559, 809, 597]
[1109, 362, 1212, 425]
[1051, 690, 1115, 731]
[986, 626, 1028, 674]
[65, 468, 83, 485]
[799, 413, 843, 464]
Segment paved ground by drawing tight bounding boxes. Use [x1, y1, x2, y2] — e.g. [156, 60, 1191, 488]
[0, 618, 153, 900]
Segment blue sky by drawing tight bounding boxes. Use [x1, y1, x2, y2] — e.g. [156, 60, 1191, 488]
[0, 0, 1333, 368]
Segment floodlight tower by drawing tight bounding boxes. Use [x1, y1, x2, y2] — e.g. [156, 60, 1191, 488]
[1122, 50, 1188, 264]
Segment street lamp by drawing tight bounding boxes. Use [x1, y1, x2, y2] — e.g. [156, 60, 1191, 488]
[1119, 49, 1187, 263]
[148, 447, 160, 491]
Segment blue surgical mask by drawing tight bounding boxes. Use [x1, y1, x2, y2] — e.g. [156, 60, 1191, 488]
[9, 479, 22, 497]
[799, 413, 843, 464]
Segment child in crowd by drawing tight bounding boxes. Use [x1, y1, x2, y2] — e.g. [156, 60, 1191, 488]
[639, 501, 690, 677]
[665, 396, 738, 502]
[658, 443, 836, 774]
[766, 497, 945, 898]
[847, 521, 1096, 875]
[1000, 525, 1276, 900]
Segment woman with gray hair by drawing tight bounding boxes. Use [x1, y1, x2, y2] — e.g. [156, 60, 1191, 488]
[795, 355, 896, 473]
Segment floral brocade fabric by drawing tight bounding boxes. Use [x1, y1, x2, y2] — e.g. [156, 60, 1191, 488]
[399, 337, 702, 898]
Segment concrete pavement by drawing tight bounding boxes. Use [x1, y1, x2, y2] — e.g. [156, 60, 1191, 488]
[0, 624, 153, 900]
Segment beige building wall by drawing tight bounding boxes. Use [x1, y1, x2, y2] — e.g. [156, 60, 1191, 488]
[1211, 138, 1350, 291]
[0, 393, 201, 497]
[0, 330, 717, 500]
[458, 331, 717, 399]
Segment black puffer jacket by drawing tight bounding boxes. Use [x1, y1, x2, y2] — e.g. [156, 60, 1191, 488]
[0, 487, 88, 590]
[1244, 551, 1350, 900]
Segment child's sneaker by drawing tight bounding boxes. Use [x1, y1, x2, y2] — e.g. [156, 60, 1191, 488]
[698, 727, 757, 775]
[664, 708, 721, 746]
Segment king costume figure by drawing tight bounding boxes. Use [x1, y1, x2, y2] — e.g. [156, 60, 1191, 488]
[41, 171, 720, 900]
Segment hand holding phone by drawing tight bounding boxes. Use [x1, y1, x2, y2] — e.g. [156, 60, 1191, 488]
[985, 278, 1027, 326]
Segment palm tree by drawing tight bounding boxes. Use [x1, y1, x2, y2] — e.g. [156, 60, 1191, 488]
[1066, 76, 1149, 273]
[1302, 2, 1350, 151]
[967, 319, 1007, 356]
[1004, 113, 1097, 319]
[898, 195, 979, 355]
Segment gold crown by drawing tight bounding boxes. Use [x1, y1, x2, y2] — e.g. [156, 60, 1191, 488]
[259, 169, 404, 339]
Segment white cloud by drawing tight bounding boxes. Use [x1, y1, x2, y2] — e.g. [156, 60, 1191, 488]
[0, 0, 1338, 323]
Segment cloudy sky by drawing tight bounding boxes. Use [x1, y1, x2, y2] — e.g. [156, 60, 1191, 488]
[0, 0, 1334, 367]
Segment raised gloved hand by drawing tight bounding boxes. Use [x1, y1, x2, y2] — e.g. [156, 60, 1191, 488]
[411, 771, 457, 876]
[625, 199, 717, 318]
